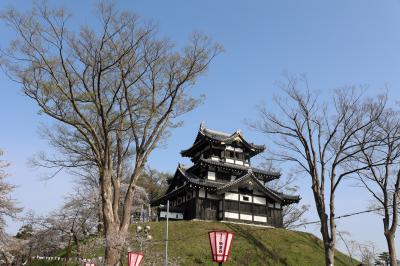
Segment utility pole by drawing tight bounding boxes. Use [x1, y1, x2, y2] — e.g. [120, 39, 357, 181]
[165, 200, 169, 266]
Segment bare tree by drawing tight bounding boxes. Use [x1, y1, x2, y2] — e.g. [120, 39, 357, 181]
[259, 160, 310, 229]
[359, 241, 378, 266]
[136, 167, 169, 203]
[252, 76, 384, 265]
[337, 238, 378, 266]
[0, 3, 221, 264]
[350, 105, 400, 265]
[336, 230, 360, 263]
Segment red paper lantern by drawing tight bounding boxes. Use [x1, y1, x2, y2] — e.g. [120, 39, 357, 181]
[128, 251, 144, 266]
[208, 230, 235, 264]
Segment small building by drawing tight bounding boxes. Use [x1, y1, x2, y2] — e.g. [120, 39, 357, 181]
[151, 123, 300, 227]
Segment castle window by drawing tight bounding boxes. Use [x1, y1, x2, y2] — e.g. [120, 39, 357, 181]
[253, 205, 267, 215]
[225, 201, 237, 211]
[207, 171, 216, 180]
[224, 149, 245, 161]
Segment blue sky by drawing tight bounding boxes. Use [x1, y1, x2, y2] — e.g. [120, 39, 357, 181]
[1, 0, 400, 255]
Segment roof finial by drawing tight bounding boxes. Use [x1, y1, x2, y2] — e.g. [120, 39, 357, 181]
[200, 120, 205, 131]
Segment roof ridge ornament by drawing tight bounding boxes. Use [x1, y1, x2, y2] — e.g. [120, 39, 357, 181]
[200, 121, 205, 131]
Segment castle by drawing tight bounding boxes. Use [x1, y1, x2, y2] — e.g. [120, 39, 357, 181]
[151, 123, 300, 227]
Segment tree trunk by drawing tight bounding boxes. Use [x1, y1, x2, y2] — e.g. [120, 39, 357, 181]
[320, 214, 335, 266]
[314, 188, 335, 266]
[324, 243, 335, 266]
[328, 189, 336, 266]
[65, 234, 73, 265]
[103, 218, 122, 266]
[321, 227, 335, 266]
[101, 168, 121, 266]
[105, 245, 121, 266]
[385, 233, 397, 266]
[97, 200, 104, 233]
[104, 225, 131, 266]
[73, 234, 81, 259]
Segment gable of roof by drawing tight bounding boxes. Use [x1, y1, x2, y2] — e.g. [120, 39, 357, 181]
[181, 123, 265, 157]
[165, 165, 190, 194]
[216, 170, 283, 202]
[151, 165, 223, 206]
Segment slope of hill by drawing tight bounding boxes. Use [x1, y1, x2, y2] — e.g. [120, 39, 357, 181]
[30, 220, 358, 266]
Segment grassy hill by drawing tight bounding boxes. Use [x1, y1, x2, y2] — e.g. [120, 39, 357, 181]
[30, 220, 358, 266]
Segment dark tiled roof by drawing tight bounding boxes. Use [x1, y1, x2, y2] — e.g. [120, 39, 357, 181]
[199, 127, 231, 141]
[216, 170, 282, 202]
[151, 183, 189, 206]
[151, 166, 300, 206]
[181, 123, 265, 157]
[200, 125, 265, 150]
[199, 158, 280, 180]
[216, 170, 300, 205]
[178, 166, 224, 188]
[274, 191, 301, 204]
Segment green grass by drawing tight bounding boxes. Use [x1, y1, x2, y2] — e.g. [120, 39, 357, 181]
[30, 220, 358, 266]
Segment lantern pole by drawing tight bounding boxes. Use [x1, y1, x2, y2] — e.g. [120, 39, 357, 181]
[165, 199, 169, 266]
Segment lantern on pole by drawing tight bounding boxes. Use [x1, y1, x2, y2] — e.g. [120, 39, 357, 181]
[208, 230, 234, 265]
[128, 251, 144, 266]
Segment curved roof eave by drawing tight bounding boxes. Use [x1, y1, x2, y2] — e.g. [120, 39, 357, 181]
[199, 158, 281, 179]
[181, 124, 265, 157]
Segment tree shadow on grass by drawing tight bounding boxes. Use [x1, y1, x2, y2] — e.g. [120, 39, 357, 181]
[226, 224, 289, 266]
[294, 232, 358, 266]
